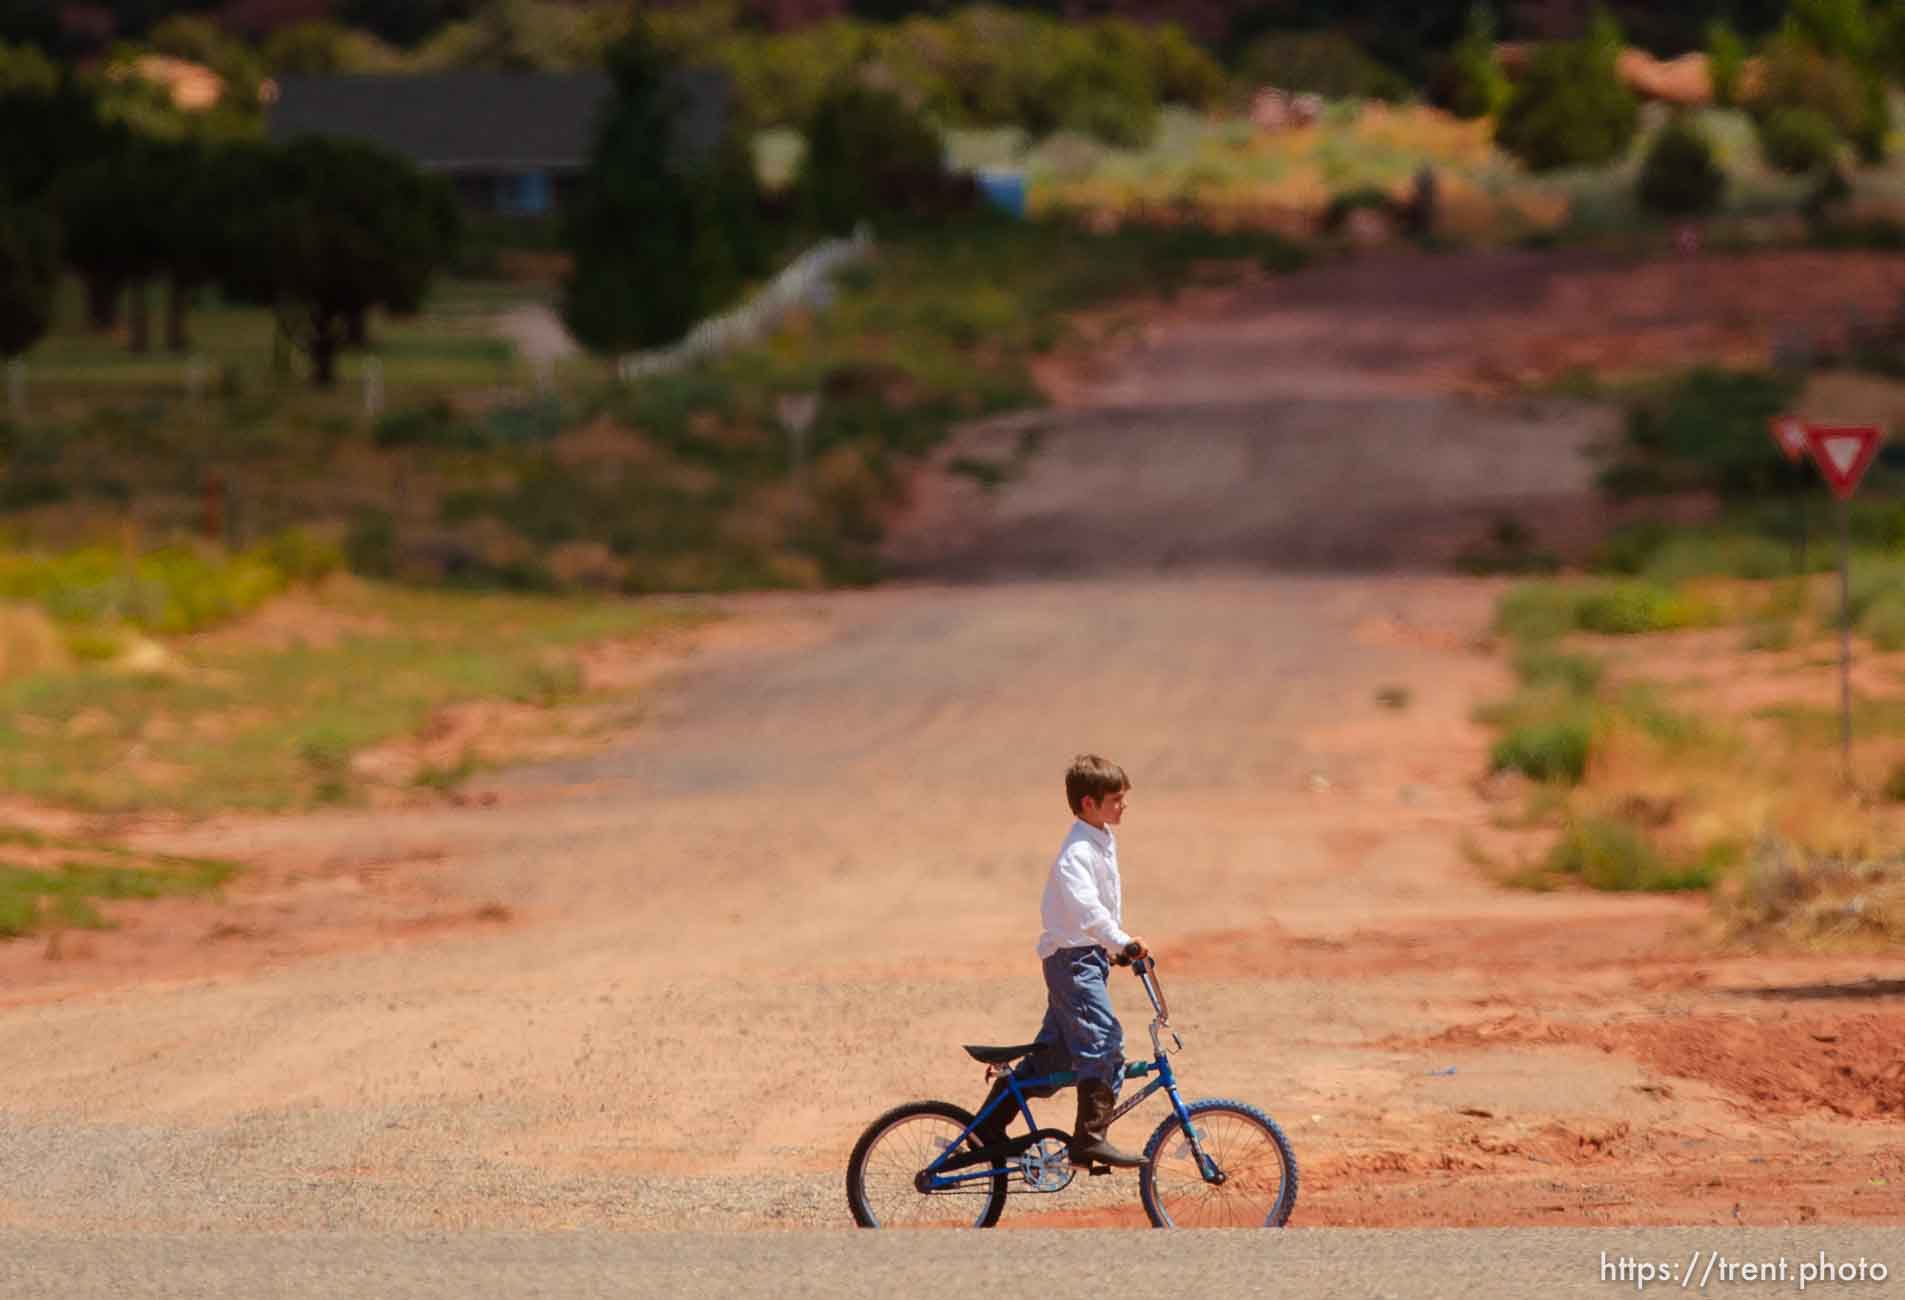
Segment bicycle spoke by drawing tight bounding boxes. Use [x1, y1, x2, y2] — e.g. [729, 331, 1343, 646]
[1148, 1109, 1291, 1228]
[853, 1113, 1001, 1228]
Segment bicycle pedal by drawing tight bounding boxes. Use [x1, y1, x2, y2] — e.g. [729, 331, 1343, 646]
[1087, 1164, 1113, 1177]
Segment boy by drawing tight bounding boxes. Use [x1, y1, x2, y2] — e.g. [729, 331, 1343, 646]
[976, 754, 1148, 1169]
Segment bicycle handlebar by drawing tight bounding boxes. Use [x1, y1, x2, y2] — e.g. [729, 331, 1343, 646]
[1122, 952, 1168, 1023]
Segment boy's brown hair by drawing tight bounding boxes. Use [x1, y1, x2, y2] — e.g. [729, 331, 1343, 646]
[1065, 753, 1130, 816]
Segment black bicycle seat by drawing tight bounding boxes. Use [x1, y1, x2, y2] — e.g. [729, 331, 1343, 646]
[961, 1041, 1046, 1065]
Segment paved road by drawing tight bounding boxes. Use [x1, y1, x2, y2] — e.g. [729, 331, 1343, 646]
[4, 1228, 1899, 1299]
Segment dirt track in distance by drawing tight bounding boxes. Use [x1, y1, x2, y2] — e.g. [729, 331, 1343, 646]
[3, 248, 1904, 1233]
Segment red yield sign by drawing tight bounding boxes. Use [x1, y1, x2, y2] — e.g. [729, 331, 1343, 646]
[1769, 414, 1809, 463]
[1804, 425, 1884, 500]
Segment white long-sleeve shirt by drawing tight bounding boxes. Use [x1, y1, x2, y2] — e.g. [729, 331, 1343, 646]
[1036, 819, 1132, 959]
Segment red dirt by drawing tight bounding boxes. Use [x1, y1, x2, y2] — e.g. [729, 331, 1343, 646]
[7, 251, 1905, 1236]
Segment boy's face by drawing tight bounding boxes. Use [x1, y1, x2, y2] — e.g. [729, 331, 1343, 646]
[1081, 787, 1127, 828]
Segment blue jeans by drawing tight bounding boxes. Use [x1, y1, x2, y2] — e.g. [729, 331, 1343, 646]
[1015, 945, 1125, 1095]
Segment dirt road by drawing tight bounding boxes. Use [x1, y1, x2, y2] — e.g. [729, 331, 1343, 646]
[3, 249, 1904, 1239]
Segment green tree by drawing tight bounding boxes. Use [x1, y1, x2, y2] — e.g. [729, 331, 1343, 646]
[1238, 30, 1411, 101]
[0, 43, 122, 205]
[1495, 9, 1639, 172]
[1784, 0, 1876, 63]
[1758, 104, 1845, 170]
[1438, 3, 1511, 119]
[0, 205, 57, 360]
[336, 0, 478, 48]
[1755, 27, 1887, 163]
[1637, 116, 1727, 216]
[561, 23, 770, 355]
[797, 83, 950, 235]
[222, 138, 460, 386]
[1706, 18, 1746, 105]
[261, 20, 402, 75]
[55, 145, 173, 347]
[147, 14, 266, 109]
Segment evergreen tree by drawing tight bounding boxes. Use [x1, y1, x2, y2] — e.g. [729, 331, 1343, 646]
[561, 22, 770, 355]
[1496, 7, 1639, 172]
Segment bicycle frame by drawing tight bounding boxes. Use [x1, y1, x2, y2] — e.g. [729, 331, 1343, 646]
[917, 957, 1224, 1191]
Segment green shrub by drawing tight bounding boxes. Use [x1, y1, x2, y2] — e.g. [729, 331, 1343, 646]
[1602, 367, 1803, 500]
[1758, 106, 1843, 173]
[1495, 13, 1638, 172]
[259, 527, 345, 584]
[1706, 19, 1746, 107]
[797, 83, 958, 235]
[1238, 31, 1410, 102]
[1547, 816, 1717, 891]
[1634, 532, 1796, 584]
[1435, 3, 1511, 120]
[1031, 23, 1161, 147]
[1144, 24, 1229, 109]
[1576, 582, 1693, 635]
[1637, 117, 1726, 218]
[1492, 718, 1593, 783]
[0, 545, 287, 636]
[1497, 582, 1590, 643]
[1515, 647, 1604, 696]
[1757, 28, 1869, 138]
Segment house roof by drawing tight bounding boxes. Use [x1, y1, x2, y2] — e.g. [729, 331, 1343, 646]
[267, 73, 615, 170]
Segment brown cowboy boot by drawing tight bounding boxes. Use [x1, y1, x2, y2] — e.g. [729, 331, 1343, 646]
[1067, 1080, 1143, 1168]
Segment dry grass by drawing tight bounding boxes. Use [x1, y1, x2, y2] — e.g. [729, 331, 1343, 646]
[0, 580, 704, 815]
[1483, 571, 1905, 940]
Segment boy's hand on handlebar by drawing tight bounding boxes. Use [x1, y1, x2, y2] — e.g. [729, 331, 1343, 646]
[1121, 937, 1148, 963]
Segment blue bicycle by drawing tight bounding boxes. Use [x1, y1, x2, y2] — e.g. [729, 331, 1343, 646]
[845, 956, 1298, 1228]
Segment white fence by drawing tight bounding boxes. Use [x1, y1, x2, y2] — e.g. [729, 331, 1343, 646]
[615, 223, 875, 383]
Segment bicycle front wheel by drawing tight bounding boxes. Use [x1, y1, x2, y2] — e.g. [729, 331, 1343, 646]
[1139, 1098, 1298, 1228]
[846, 1100, 1008, 1228]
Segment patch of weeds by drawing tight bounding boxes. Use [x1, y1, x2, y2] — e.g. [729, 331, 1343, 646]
[297, 729, 356, 805]
[1513, 648, 1602, 696]
[1613, 683, 1709, 751]
[0, 850, 236, 939]
[61, 623, 127, 663]
[1374, 684, 1412, 710]
[1496, 583, 1590, 644]
[1546, 816, 1714, 892]
[413, 749, 481, 794]
[1491, 718, 1592, 785]
[1575, 581, 1706, 636]
[512, 656, 583, 708]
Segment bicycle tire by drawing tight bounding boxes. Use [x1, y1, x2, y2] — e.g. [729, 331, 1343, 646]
[1138, 1098, 1298, 1228]
[846, 1099, 1008, 1228]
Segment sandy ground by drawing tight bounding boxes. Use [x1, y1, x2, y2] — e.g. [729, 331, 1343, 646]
[4, 249, 1905, 1234]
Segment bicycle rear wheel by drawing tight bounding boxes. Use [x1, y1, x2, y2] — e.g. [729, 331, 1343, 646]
[1139, 1099, 1298, 1228]
[846, 1100, 1008, 1228]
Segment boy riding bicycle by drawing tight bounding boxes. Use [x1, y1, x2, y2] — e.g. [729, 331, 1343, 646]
[976, 754, 1148, 1169]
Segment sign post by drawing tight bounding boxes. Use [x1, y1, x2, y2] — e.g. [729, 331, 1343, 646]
[776, 392, 820, 496]
[1802, 423, 1884, 786]
[1770, 414, 1810, 573]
